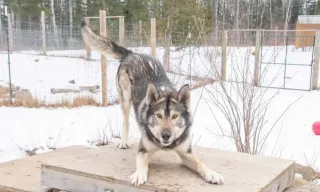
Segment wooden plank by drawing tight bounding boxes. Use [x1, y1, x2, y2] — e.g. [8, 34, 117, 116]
[41, 168, 150, 192]
[100, 10, 108, 106]
[151, 18, 156, 57]
[0, 144, 295, 192]
[0, 146, 88, 192]
[37, 143, 295, 192]
[50, 88, 80, 94]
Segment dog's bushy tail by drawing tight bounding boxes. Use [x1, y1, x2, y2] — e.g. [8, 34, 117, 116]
[81, 20, 132, 60]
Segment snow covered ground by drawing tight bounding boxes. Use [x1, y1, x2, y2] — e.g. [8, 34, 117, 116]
[0, 85, 319, 172]
[0, 49, 200, 104]
[0, 45, 319, 180]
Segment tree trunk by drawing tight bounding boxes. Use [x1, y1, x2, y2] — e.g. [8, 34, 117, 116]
[235, 0, 239, 30]
[284, 0, 292, 43]
[270, 0, 273, 29]
[69, 0, 73, 38]
[51, 0, 60, 48]
[214, 0, 219, 43]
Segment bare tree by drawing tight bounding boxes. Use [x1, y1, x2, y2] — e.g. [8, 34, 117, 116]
[284, 0, 292, 40]
[192, 18, 303, 154]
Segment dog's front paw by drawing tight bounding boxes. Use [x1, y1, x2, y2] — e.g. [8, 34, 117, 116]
[129, 170, 148, 186]
[200, 168, 224, 185]
[117, 139, 129, 149]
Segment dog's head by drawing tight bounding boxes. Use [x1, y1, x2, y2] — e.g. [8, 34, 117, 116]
[144, 83, 192, 147]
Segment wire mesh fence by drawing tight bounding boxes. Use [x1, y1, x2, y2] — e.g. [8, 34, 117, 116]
[0, 14, 318, 107]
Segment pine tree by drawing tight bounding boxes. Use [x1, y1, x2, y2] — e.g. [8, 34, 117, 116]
[290, 0, 303, 28]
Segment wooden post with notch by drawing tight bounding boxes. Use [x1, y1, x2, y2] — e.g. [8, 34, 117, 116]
[41, 11, 46, 55]
[151, 18, 156, 57]
[85, 17, 91, 61]
[312, 30, 320, 90]
[7, 13, 13, 53]
[253, 30, 261, 86]
[119, 16, 125, 46]
[221, 31, 228, 81]
[100, 10, 108, 106]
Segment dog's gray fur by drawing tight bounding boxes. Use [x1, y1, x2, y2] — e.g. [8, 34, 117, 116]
[81, 21, 224, 186]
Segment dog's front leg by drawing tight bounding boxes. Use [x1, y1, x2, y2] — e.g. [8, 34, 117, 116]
[130, 150, 149, 186]
[176, 147, 224, 185]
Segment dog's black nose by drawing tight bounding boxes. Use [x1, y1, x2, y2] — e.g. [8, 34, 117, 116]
[161, 131, 171, 141]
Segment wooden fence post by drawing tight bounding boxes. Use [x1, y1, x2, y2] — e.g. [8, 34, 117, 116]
[119, 16, 124, 46]
[0, 14, 3, 49]
[85, 17, 91, 61]
[312, 30, 320, 90]
[41, 11, 46, 55]
[7, 13, 13, 53]
[139, 20, 142, 47]
[151, 18, 156, 57]
[100, 10, 108, 106]
[221, 31, 228, 81]
[254, 30, 261, 86]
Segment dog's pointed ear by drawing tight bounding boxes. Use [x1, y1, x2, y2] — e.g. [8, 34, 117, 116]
[146, 83, 159, 105]
[177, 84, 190, 109]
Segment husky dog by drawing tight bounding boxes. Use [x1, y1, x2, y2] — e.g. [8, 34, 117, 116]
[81, 21, 224, 186]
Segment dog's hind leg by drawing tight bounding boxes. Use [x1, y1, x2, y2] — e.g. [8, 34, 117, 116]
[116, 69, 132, 149]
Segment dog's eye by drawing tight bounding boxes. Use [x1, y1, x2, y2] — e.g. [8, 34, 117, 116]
[156, 114, 162, 119]
[172, 114, 178, 119]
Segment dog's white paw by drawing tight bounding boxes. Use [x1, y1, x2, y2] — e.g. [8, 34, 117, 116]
[129, 170, 148, 186]
[117, 139, 129, 149]
[200, 168, 224, 185]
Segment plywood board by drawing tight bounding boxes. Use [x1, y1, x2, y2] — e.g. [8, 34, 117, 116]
[0, 143, 295, 192]
[39, 143, 295, 192]
[0, 146, 90, 192]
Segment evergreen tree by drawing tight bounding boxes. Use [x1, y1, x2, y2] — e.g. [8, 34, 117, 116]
[290, 0, 303, 28]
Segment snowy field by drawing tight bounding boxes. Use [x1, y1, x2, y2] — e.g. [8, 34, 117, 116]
[0, 47, 215, 104]
[0, 45, 320, 179]
[0, 84, 319, 172]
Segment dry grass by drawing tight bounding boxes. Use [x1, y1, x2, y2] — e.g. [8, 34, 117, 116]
[0, 92, 119, 108]
[191, 78, 215, 90]
[87, 122, 121, 147]
[0, 73, 210, 109]
[0, 93, 108, 108]
[0, 88, 43, 108]
[72, 95, 100, 107]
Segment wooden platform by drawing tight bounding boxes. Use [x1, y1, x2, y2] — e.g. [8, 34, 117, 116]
[0, 143, 296, 192]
